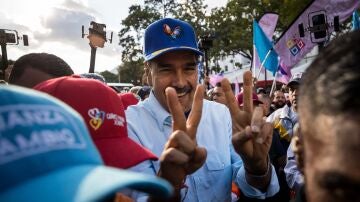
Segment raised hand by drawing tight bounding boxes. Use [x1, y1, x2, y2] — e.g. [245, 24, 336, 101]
[221, 72, 273, 189]
[157, 85, 207, 191]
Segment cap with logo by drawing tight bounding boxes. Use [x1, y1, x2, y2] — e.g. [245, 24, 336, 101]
[287, 72, 303, 87]
[0, 85, 172, 201]
[34, 75, 157, 169]
[144, 18, 204, 61]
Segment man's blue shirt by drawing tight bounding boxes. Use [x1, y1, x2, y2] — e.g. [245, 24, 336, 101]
[126, 92, 279, 201]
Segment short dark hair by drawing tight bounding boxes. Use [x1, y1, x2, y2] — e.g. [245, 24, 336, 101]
[80, 73, 106, 83]
[9, 53, 73, 83]
[300, 30, 360, 116]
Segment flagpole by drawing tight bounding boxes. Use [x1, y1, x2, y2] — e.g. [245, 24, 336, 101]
[252, 44, 256, 78]
[256, 48, 272, 80]
[269, 68, 279, 97]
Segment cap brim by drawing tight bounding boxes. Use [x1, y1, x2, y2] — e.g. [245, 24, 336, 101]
[0, 165, 172, 202]
[287, 80, 300, 87]
[95, 137, 158, 169]
[145, 46, 204, 61]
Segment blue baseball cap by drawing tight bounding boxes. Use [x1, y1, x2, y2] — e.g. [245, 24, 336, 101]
[0, 85, 172, 201]
[144, 18, 204, 61]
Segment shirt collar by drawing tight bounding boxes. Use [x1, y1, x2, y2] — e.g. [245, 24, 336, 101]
[143, 91, 172, 131]
[280, 104, 298, 120]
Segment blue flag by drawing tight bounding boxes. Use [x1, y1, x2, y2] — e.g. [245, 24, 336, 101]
[253, 20, 279, 75]
[353, 11, 360, 30]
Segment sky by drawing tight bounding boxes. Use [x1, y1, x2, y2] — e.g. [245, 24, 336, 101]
[0, 0, 227, 74]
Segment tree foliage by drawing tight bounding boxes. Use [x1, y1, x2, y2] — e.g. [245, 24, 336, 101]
[118, 59, 144, 85]
[208, 0, 312, 61]
[118, 4, 161, 63]
[99, 70, 119, 83]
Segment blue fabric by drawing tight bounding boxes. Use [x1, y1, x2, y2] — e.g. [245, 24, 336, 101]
[144, 18, 203, 61]
[284, 146, 304, 191]
[253, 20, 279, 76]
[1, 166, 173, 202]
[0, 85, 172, 201]
[126, 92, 280, 201]
[352, 11, 360, 30]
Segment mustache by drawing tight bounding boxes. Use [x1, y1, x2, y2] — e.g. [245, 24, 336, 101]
[173, 86, 192, 94]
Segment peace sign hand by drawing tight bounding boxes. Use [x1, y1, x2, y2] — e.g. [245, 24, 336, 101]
[221, 72, 273, 189]
[157, 85, 207, 191]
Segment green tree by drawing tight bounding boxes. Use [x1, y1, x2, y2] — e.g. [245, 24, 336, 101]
[117, 0, 313, 81]
[118, 4, 161, 63]
[208, 0, 312, 61]
[99, 70, 119, 83]
[173, 0, 208, 36]
[118, 59, 144, 85]
[118, 0, 208, 83]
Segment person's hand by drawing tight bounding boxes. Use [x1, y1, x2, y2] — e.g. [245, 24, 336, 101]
[157, 85, 207, 190]
[221, 72, 273, 188]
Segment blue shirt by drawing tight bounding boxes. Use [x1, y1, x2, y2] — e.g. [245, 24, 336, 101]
[126, 92, 279, 201]
[284, 146, 304, 191]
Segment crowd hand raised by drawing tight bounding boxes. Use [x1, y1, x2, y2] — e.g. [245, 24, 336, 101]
[157, 85, 207, 192]
[221, 74, 273, 189]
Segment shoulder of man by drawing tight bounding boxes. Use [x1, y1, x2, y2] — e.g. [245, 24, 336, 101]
[266, 107, 283, 123]
[203, 99, 229, 115]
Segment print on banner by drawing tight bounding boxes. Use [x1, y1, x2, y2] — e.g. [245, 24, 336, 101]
[286, 38, 305, 56]
[274, 0, 360, 83]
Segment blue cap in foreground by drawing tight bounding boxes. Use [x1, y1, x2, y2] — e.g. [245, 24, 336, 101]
[0, 85, 172, 202]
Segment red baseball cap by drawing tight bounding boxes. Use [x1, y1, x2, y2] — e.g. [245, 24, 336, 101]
[118, 92, 139, 110]
[236, 91, 263, 107]
[34, 75, 157, 169]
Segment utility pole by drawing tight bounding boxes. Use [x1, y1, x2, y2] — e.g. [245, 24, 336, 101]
[0, 29, 28, 80]
[82, 21, 113, 73]
[198, 35, 214, 89]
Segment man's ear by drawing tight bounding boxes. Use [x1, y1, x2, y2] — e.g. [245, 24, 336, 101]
[144, 62, 152, 86]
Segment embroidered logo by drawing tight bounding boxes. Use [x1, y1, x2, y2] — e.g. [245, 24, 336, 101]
[88, 108, 105, 130]
[87, 108, 125, 130]
[163, 24, 181, 39]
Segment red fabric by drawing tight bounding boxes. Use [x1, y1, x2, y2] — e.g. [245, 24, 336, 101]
[236, 91, 263, 107]
[231, 182, 240, 197]
[34, 75, 157, 169]
[118, 93, 139, 110]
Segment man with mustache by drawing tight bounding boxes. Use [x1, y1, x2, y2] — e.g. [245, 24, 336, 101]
[126, 18, 279, 201]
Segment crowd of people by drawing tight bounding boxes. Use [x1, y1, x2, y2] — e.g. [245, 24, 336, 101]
[0, 17, 359, 202]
